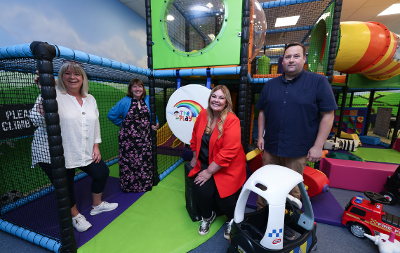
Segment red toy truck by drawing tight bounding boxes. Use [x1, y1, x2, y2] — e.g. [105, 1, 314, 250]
[342, 191, 400, 241]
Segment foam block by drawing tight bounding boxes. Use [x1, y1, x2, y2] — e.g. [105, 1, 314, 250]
[320, 158, 398, 193]
[393, 138, 400, 152]
[359, 135, 380, 145]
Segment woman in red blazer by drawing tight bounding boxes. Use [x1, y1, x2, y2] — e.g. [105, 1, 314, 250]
[189, 85, 246, 240]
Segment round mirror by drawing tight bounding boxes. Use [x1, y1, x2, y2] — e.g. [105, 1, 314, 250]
[166, 0, 225, 53]
[250, 0, 267, 61]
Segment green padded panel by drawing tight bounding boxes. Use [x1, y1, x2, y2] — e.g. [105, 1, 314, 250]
[151, 0, 242, 69]
[78, 163, 227, 253]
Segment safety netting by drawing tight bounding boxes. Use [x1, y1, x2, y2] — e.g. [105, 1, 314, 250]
[166, 0, 225, 52]
[0, 52, 181, 251]
[254, 0, 334, 77]
[336, 90, 400, 143]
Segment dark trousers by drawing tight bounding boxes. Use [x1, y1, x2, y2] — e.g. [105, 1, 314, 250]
[39, 160, 109, 207]
[193, 162, 240, 220]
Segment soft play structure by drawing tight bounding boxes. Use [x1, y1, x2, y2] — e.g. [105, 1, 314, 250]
[308, 18, 400, 148]
[4, 0, 400, 252]
[0, 0, 343, 252]
[0, 43, 183, 252]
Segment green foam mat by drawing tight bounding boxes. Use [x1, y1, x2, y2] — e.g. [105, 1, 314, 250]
[78, 163, 226, 253]
[350, 148, 400, 164]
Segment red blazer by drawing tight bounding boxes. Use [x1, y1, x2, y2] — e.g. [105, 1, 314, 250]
[189, 109, 246, 198]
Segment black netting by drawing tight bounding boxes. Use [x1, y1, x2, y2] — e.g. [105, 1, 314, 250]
[254, 0, 333, 76]
[0, 56, 181, 246]
[337, 90, 400, 143]
[0, 58, 62, 241]
[167, 0, 224, 52]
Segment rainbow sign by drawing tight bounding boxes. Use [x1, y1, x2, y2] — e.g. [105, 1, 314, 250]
[173, 100, 204, 117]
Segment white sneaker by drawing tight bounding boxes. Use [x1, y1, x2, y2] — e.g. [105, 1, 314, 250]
[72, 213, 92, 232]
[198, 211, 216, 236]
[224, 219, 234, 240]
[90, 201, 118, 216]
[287, 195, 302, 209]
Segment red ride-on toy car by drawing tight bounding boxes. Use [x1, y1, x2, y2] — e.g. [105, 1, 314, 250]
[381, 165, 400, 205]
[342, 191, 400, 241]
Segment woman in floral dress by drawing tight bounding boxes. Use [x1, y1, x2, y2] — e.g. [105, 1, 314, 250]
[108, 79, 159, 192]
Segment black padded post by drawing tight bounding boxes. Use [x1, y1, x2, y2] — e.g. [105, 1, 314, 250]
[326, 0, 342, 84]
[336, 83, 348, 139]
[349, 91, 354, 107]
[389, 101, 400, 149]
[145, 0, 160, 186]
[364, 90, 375, 135]
[30, 41, 77, 253]
[239, 0, 251, 153]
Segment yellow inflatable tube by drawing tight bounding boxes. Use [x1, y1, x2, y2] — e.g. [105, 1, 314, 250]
[334, 21, 400, 80]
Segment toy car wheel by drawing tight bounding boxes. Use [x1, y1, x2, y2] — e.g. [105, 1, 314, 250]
[349, 222, 370, 238]
[379, 191, 397, 205]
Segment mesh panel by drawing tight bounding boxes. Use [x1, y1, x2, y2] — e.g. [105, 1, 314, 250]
[0, 56, 180, 244]
[0, 58, 61, 241]
[154, 87, 184, 175]
[255, 0, 333, 76]
[337, 91, 400, 143]
[166, 0, 224, 52]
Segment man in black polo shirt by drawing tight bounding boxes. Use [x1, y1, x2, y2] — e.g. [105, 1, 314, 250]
[255, 42, 337, 240]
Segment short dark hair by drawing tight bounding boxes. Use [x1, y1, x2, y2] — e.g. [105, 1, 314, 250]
[284, 42, 306, 57]
[127, 79, 146, 99]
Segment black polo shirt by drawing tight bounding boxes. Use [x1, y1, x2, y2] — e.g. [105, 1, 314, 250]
[255, 70, 337, 157]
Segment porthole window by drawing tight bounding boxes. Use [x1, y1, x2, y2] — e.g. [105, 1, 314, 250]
[163, 0, 226, 55]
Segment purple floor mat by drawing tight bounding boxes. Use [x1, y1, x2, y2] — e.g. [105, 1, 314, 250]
[2, 176, 144, 248]
[361, 143, 387, 149]
[73, 176, 144, 248]
[246, 191, 258, 209]
[2, 189, 62, 240]
[309, 191, 345, 227]
[246, 191, 345, 227]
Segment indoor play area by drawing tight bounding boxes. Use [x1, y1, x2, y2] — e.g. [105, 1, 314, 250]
[1, 0, 400, 253]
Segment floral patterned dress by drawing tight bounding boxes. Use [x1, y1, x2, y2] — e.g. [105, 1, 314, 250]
[118, 98, 153, 192]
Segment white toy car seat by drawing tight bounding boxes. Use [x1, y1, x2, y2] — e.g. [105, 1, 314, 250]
[234, 164, 314, 250]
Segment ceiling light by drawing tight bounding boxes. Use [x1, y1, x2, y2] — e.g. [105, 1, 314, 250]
[254, 1, 262, 11]
[190, 5, 209, 12]
[378, 3, 400, 16]
[275, 15, 300, 28]
[316, 12, 330, 23]
[167, 15, 175, 21]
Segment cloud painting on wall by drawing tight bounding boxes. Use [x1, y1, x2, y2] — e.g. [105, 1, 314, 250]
[0, 0, 147, 68]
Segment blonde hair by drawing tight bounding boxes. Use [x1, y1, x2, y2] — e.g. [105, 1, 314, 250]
[205, 85, 235, 139]
[57, 61, 89, 96]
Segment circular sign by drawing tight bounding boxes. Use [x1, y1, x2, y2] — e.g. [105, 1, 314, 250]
[166, 84, 211, 144]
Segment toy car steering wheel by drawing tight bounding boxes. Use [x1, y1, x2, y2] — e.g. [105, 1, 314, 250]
[364, 191, 391, 205]
[284, 200, 295, 224]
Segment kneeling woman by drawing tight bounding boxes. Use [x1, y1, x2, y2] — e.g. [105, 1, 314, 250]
[189, 85, 246, 240]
